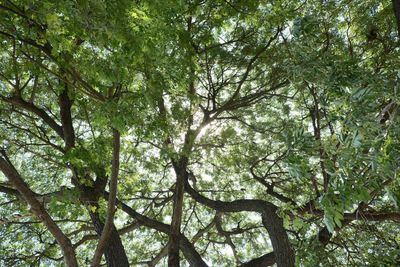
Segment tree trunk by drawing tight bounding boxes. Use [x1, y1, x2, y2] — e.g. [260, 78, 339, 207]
[89, 212, 130, 267]
[393, 0, 400, 36]
[168, 160, 187, 267]
[261, 211, 295, 267]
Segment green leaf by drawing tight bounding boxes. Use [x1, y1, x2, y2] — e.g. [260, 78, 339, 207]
[90, 205, 97, 213]
[323, 215, 335, 233]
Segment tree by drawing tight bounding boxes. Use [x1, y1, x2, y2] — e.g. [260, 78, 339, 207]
[0, 0, 399, 266]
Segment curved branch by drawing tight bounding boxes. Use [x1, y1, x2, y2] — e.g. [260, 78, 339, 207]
[240, 252, 275, 267]
[184, 178, 295, 267]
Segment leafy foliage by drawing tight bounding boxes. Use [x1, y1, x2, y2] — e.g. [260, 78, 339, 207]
[0, 0, 399, 266]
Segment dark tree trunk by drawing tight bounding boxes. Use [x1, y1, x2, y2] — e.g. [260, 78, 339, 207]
[261, 212, 295, 267]
[393, 0, 400, 36]
[168, 159, 188, 267]
[89, 212, 130, 267]
[168, 171, 185, 267]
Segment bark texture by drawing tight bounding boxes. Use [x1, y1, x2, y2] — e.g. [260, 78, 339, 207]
[89, 212, 130, 267]
[168, 158, 188, 267]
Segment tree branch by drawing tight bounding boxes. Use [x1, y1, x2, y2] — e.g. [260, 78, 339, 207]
[91, 129, 120, 267]
[0, 151, 78, 267]
[184, 177, 295, 267]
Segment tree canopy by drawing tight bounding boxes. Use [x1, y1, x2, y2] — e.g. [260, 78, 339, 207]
[0, 0, 399, 266]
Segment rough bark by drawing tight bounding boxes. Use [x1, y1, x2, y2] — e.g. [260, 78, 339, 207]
[89, 212, 130, 267]
[168, 158, 188, 267]
[261, 212, 295, 266]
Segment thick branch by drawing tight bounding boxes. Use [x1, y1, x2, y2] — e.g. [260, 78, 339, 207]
[113, 195, 208, 267]
[58, 83, 75, 150]
[240, 252, 275, 267]
[0, 151, 78, 267]
[168, 158, 188, 267]
[184, 178, 294, 267]
[91, 129, 120, 267]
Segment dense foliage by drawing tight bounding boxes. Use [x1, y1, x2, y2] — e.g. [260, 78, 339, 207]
[0, 0, 399, 266]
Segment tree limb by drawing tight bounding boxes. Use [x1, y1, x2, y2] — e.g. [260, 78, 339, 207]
[0, 151, 78, 267]
[91, 129, 120, 267]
